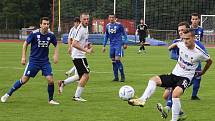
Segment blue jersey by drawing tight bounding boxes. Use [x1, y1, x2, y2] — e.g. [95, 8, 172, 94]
[170, 39, 181, 60]
[26, 29, 57, 64]
[191, 26, 204, 42]
[103, 22, 128, 47]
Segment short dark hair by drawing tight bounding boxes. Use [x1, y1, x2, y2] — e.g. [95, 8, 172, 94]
[40, 17, 49, 24]
[178, 21, 189, 28]
[184, 28, 195, 37]
[74, 17, 80, 22]
[191, 13, 200, 18]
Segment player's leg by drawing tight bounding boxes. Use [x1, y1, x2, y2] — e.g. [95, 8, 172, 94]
[73, 58, 90, 101]
[110, 47, 119, 81]
[191, 63, 202, 100]
[157, 88, 172, 118]
[1, 63, 38, 103]
[115, 47, 125, 82]
[171, 86, 184, 121]
[58, 68, 79, 94]
[65, 66, 76, 77]
[138, 39, 143, 53]
[43, 63, 59, 105]
[171, 77, 190, 121]
[128, 75, 162, 107]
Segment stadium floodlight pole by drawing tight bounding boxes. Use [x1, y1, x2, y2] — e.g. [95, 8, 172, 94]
[51, 0, 55, 32]
[58, 0, 61, 33]
[114, 0, 116, 15]
[144, 0, 146, 23]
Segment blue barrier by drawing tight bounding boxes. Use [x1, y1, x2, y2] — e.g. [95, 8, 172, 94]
[61, 34, 167, 46]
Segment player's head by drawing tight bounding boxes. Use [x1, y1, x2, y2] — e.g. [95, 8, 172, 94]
[191, 13, 200, 27]
[140, 18, 144, 24]
[108, 14, 116, 23]
[182, 28, 195, 48]
[178, 21, 189, 38]
[40, 17, 49, 33]
[80, 12, 89, 27]
[74, 17, 80, 28]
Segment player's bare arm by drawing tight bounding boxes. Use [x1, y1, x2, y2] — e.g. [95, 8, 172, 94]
[168, 43, 177, 50]
[68, 38, 73, 54]
[21, 41, 28, 65]
[72, 40, 92, 54]
[53, 44, 59, 64]
[200, 58, 212, 76]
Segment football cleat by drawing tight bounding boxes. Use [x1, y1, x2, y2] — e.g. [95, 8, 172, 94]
[48, 100, 60, 105]
[1, 93, 9, 103]
[156, 103, 168, 119]
[73, 97, 87, 102]
[128, 98, 145, 107]
[178, 112, 187, 121]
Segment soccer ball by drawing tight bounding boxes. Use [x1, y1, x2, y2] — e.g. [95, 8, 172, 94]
[119, 85, 135, 101]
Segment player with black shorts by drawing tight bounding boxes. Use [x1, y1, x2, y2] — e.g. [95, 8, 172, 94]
[136, 18, 149, 53]
[71, 13, 93, 102]
[128, 28, 212, 121]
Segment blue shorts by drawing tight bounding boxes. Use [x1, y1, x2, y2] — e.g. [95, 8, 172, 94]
[109, 46, 124, 58]
[23, 62, 53, 77]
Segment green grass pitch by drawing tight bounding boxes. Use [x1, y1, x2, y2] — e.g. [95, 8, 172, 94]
[0, 42, 214, 121]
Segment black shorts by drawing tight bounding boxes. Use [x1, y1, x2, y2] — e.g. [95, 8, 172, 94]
[73, 58, 90, 78]
[139, 36, 146, 43]
[159, 73, 191, 91]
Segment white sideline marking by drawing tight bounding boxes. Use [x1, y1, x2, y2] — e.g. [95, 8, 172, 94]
[0, 66, 156, 76]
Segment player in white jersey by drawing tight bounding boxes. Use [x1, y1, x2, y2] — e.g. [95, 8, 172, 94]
[58, 17, 80, 95]
[128, 28, 212, 121]
[70, 13, 93, 102]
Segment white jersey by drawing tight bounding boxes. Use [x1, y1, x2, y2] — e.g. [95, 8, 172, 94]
[68, 26, 77, 39]
[172, 41, 210, 81]
[72, 24, 89, 59]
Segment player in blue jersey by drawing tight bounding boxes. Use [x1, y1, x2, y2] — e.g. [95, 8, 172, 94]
[1, 17, 59, 105]
[190, 13, 204, 100]
[156, 21, 207, 119]
[102, 14, 128, 82]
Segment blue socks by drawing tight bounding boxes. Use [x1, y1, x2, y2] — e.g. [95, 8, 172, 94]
[192, 77, 201, 97]
[112, 61, 118, 79]
[48, 84, 54, 101]
[166, 91, 172, 108]
[7, 80, 23, 96]
[116, 60, 125, 79]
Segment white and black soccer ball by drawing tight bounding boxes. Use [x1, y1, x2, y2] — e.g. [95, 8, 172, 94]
[119, 85, 135, 101]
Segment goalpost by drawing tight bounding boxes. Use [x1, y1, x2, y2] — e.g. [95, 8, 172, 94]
[201, 15, 215, 44]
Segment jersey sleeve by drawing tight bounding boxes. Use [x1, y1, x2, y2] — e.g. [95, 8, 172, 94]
[51, 34, 57, 47]
[199, 51, 210, 62]
[26, 32, 34, 44]
[119, 24, 128, 44]
[68, 28, 74, 39]
[74, 27, 82, 42]
[103, 25, 109, 47]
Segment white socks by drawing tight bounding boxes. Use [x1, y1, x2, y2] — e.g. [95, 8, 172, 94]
[139, 80, 156, 101]
[75, 86, 84, 98]
[64, 75, 79, 85]
[172, 98, 181, 121]
[67, 66, 76, 74]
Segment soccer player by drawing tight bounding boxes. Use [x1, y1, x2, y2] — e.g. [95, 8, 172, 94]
[190, 13, 204, 100]
[157, 21, 207, 119]
[1, 17, 59, 105]
[102, 14, 128, 82]
[71, 12, 93, 101]
[136, 18, 150, 54]
[128, 28, 212, 121]
[58, 17, 80, 95]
